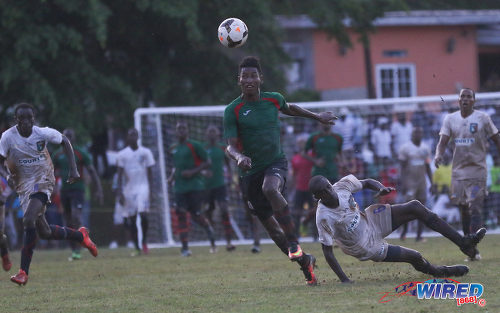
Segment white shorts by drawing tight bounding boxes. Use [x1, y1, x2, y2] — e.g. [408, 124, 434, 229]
[123, 192, 150, 217]
[364, 204, 392, 262]
[19, 181, 54, 214]
[113, 199, 126, 225]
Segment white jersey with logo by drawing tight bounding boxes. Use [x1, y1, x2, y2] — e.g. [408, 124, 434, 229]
[440, 110, 498, 180]
[316, 174, 391, 261]
[0, 125, 62, 211]
[398, 141, 431, 190]
[116, 146, 155, 215]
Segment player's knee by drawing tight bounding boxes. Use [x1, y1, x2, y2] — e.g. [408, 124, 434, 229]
[408, 199, 424, 209]
[262, 184, 279, 199]
[22, 215, 36, 229]
[37, 228, 51, 239]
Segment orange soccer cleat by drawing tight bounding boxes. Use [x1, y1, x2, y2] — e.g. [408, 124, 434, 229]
[79, 227, 98, 257]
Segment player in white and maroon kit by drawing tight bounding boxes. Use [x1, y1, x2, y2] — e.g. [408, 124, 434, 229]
[435, 88, 500, 260]
[117, 128, 155, 255]
[309, 174, 486, 283]
[0, 103, 98, 285]
[398, 126, 433, 242]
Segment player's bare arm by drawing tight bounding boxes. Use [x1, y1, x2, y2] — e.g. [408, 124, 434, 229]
[434, 134, 450, 168]
[360, 178, 395, 196]
[321, 244, 352, 283]
[61, 134, 80, 184]
[301, 147, 325, 168]
[281, 103, 338, 125]
[87, 164, 103, 205]
[226, 137, 252, 170]
[116, 166, 125, 205]
[182, 159, 209, 178]
[490, 133, 500, 155]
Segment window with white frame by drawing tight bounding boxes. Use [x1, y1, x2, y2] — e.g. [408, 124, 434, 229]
[375, 64, 416, 98]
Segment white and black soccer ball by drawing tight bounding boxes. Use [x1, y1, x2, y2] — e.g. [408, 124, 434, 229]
[218, 18, 248, 48]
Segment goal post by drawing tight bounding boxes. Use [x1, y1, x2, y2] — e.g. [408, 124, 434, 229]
[134, 91, 500, 247]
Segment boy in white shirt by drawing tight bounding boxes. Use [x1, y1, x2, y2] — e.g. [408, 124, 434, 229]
[116, 128, 155, 255]
[0, 103, 98, 285]
[310, 174, 485, 283]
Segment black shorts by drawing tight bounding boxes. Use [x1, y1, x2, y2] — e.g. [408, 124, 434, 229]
[29, 192, 49, 206]
[174, 191, 205, 216]
[240, 158, 288, 220]
[293, 190, 313, 214]
[206, 185, 227, 205]
[61, 189, 85, 213]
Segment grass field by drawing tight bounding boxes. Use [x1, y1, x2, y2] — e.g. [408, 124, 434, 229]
[0, 235, 498, 313]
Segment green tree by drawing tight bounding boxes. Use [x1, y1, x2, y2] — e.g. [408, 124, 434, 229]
[0, 0, 289, 139]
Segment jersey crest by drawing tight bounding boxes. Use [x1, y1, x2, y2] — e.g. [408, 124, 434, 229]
[469, 123, 478, 134]
[36, 141, 45, 152]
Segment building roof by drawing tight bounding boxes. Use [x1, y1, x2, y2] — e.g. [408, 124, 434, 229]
[277, 10, 500, 29]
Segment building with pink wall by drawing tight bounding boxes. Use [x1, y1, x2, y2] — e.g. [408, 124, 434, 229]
[279, 11, 500, 100]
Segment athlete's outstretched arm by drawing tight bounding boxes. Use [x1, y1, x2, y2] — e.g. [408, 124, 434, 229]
[281, 104, 338, 125]
[61, 135, 80, 183]
[322, 244, 352, 283]
[359, 178, 395, 196]
[226, 138, 251, 171]
[434, 134, 450, 168]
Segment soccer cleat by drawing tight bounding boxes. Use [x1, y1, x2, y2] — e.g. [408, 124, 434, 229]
[209, 246, 217, 254]
[226, 245, 236, 252]
[108, 241, 118, 249]
[68, 252, 82, 262]
[130, 250, 141, 257]
[181, 249, 192, 257]
[2, 254, 12, 271]
[251, 245, 261, 254]
[460, 228, 486, 259]
[433, 265, 469, 277]
[288, 243, 303, 260]
[300, 254, 318, 286]
[465, 251, 482, 262]
[79, 227, 98, 257]
[10, 269, 28, 286]
[142, 243, 149, 255]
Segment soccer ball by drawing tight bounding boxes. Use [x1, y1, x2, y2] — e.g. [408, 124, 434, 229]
[218, 18, 248, 48]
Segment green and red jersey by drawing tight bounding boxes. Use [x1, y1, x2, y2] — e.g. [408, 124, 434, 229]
[224, 91, 288, 176]
[204, 142, 226, 189]
[305, 131, 343, 180]
[170, 139, 207, 193]
[52, 146, 92, 192]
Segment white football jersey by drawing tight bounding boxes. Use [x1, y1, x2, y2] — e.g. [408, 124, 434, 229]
[398, 141, 431, 188]
[0, 125, 62, 210]
[440, 110, 498, 180]
[316, 175, 371, 259]
[116, 146, 155, 196]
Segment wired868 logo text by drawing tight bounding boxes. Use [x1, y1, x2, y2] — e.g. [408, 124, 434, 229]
[378, 278, 486, 307]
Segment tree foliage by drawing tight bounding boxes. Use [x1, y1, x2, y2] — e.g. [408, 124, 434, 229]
[1, 0, 499, 138]
[0, 0, 289, 138]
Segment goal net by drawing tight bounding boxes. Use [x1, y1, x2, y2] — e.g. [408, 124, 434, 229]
[134, 91, 500, 247]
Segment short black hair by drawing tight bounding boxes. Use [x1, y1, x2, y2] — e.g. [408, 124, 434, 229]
[460, 88, 475, 99]
[308, 175, 329, 194]
[239, 56, 262, 74]
[14, 102, 35, 116]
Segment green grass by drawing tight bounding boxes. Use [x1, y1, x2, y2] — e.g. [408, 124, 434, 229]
[1, 235, 499, 313]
